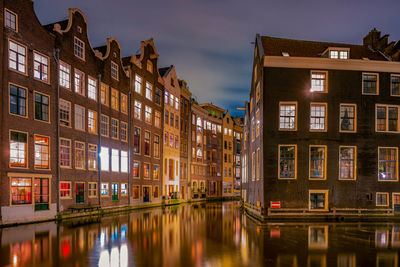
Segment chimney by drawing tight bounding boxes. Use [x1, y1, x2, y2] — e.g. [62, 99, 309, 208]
[363, 28, 381, 49]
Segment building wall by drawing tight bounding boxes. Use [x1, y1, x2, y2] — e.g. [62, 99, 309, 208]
[179, 82, 191, 200]
[222, 112, 234, 196]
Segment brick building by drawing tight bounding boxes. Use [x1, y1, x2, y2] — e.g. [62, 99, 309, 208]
[179, 80, 191, 200]
[233, 117, 243, 196]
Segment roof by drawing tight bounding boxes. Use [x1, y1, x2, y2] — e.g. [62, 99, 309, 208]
[260, 36, 388, 61]
[93, 45, 107, 57]
[159, 66, 172, 77]
[43, 19, 69, 32]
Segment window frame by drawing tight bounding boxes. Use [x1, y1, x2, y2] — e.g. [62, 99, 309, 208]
[34, 91, 50, 123]
[375, 104, 400, 133]
[8, 39, 27, 75]
[5, 8, 18, 32]
[111, 118, 119, 140]
[378, 147, 398, 182]
[133, 127, 141, 154]
[310, 70, 328, 93]
[278, 144, 297, 180]
[339, 103, 357, 133]
[74, 141, 85, 170]
[88, 182, 98, 198]
[87, 76, 97, 101]
[310, 102, 328, 132]
[390, 74, 400, 97]
[73, 36, 85, 61]
[34, 134, 50, 170]
[100, 83, 109, 106]
[59, 99, 71, 127]
[9, 83, 27, 118]
[74, 104, 85, 132]
[111, 88, 119, 111]
[362, 72, 379, 95]
[309, 145, 327, 180]
[59, 60, 71, 89]
[100, 114, 109, 137]
[376, 192, 389, 207]
[132, 161, 140, 178]
[111, 61, 119, 81]
[88, 109, 98, 134]
[309, 190, 329, 211]
[59, 138, 72, 169]
[278, 101, 297, 131]
[121, 93, 128, 114]
[88, 144, 98, 171]
[120, 121, 128, 142]
[60, 181, 72, 199]
[33, 50, 50, 84]
[338, 146, 357, 181]
[9, 130, 28, 169]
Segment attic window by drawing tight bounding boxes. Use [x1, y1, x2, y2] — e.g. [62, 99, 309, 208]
[329, 49, 349, 59]
[77, 26, 82, 33]
[282, 52, 289, 57]
[147, 60, 153, 73]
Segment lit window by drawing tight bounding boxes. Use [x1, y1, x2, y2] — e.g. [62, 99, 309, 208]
[134, 101, 142, 120]
[111, 61, 118, 80]
[121, 151, 128, 173]
[147, 60, 153, 73]
[133, 161, 140, 178]
[59, 138, 71, 168]
[59, 99, 71, 127]
[155, 88, 161, 105]
[133, 127, 140, 153]
[339, 146, 356, 180]
[9, 84, 26, 117]
[279, 102, 297, 130]
[145, 82, 153, 101]
[310, 103, 327, 131]
[74, 69, 85, 95]
[88, 183, 97, 197]
[100, 147, 109, 171]
[9, 40, 26, 73]
[153, 165, 160, 180]
[165, 90, 169, 105]
[144, 131, 151, 156]
[153, 186, 159, 198]
[88, 77, 97, 101]
[75, 105, 85, 131]
[120, 122, 127, 142]
[340, 104, 356, 132]
[339, 51, 348, 59]
[362, 73, 378, 94]
[376, 192, 389, 206]
[34, 92, 49, 122]
[311, 71, 327, 92]
[282, 52, 289, 57]
[154, 135, 160, 158]
[60, 182, 71, 198]
[74, 37, 85, 60]
[121, 93, 128, 114]
[75, 141, 85, 169]
[175, 135, 179, 149]
[100, 115, 109, 137]
[155, 111, 161, 128]
[34, 135, 50, 169]
[170, 94, 174, 107]
[59, 61, 71, 89]
[5, 9, 17, 31]
[101, 183, 109, 196]
[330, 50, 338, 59]
[132, 186, 140, 199]
[111, 149, 119, 172]
[88, 110, 97, 134]
[175, 97, 179, 110]
[309, 190, 328, 210]
[145, 106, 152, 124]
[101, 83, 109, 106]
[144, 163, 150, 178]
[111, 118, 119, 139]
[9, 131, 27, 168]
[135, 75, 142, 94]
[121, 184, 128, 196]
[170, 134, 174, 148]
[309, 146, 326, 179]
[378, 147, 398, 181]
[111, 89, 119, 110]
[88, 144, 97, 170]
[376, 105, 399, 132]
[279, 145, 296, 179]
[33, 52, 49, 82]
[391, 75, 400, 96]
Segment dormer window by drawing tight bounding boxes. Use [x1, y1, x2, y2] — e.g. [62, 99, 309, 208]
[74, 37, 85, 60]
[282, 52, 289, 57]
[330, 50, 338, 59]
[328, 48, 349, 59]
[339, 51, 348, 59]
[146, 60, 153, 73]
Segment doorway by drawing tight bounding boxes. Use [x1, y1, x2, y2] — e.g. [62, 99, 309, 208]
[75, 182, 84, 203]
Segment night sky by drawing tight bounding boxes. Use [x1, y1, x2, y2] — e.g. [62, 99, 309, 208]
[34, 0, 400, 117]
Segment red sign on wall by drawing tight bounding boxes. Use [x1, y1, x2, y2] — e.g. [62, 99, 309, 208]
[270, 201, 281, 208]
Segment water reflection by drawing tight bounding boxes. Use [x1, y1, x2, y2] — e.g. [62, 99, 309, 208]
[1, 202, 400, 266]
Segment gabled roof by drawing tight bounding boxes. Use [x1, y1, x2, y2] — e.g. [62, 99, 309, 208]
[44, 19, 68, 32]
[159, 66, 173, 77]
[93, 45, 107, 57]
[260, 36, 388, 61]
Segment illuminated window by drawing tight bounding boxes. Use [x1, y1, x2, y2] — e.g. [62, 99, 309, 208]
[100, 115, 109, 137]
[100, 147, 109, 171]
[165, 90, 169, 105]
[111, 89, 119, 110]
[146, 60, 153, 73]
[88, 144, 97, 170]
[256, 109, 260, 136]
[74, 37, 85, 60]
[170, 134, 174, 148]
[378, 147, 398, 181]
[376, 105, 399, 132]
[9, 40, 26, 73]
[133, 161, 140, 178]
[75, 141, 85, 169]
[88, 110, 97, 134]
[33, 135, 49, 170]
[121, 151, 128, 173]
[101, 183, 109, 196]
[391, 75, 400, 96]
[144, 131, 151, 156]
[59, 99, 71, 127]
[101, 83, 109, 105]
[121, 183, 128, 196]
[132, 186, 140, 199]
[279, 102, 297, 130]
[59, 61, 71, 89]
[111, 61, 118, 80]
[60, 181, 71, 198]
[309, 146, 326, 179]
[88, 183, 97, 197]
[309, 190, 328, 210]
[9, 84, 26, 117]
[310, 71, 327, 92]
[133, 127, 141, 153]
[111, 149, 119, 172]
[340, 104, 356, 132]
[75, 105, 85, 131]
[5, 9, 17, 31]
[134, 100, 142, 120]
[59, 138, 71, 168]
[339, 146, 356, 180]
[145, 82, 152, 101]
[35, 92, 49, 122]
[310, 103, 327, 131]
[175, 135, 179, 149]
[362, 73, 378, 94]
[135, 75, 142, 94]
[88, 77, 97, 101]
[376, 192, 389, 206]
[153, 165, 160, 180]
[175, 97, 179, 110]
[74, 69, 85, 95]
[170, 94, 174, 107]
[153, 186, 159, 198]
[121, 93, 128, 114]
[120, 122, 127, 142]
[111, 118, 119, 139]
[144, 163, 150, 178]
[145, 106, 152, 124]
[154, 135, 160, 158]
[155, 111, 161, 128]
[155, 88, 161, 105]
[33, 52, 49, 82]
[330, 50, 338, 59]
[279, 145, 296, 179]
[339, 51, 348, 59]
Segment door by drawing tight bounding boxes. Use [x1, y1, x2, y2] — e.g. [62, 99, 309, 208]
[76, 182, 84, 203]
[112, 183, 119, 201]
[34, 178, 49, 210]
[393, 193, 400, 212]
[143, 187, 150, 202]
[169, 185, 174, 198]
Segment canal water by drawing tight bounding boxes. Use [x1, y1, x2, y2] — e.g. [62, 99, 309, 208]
[0, 201, 399, 267]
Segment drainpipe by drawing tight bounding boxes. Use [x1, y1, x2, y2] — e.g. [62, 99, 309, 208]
[53, 48, 60, 213]
[97, 74, 102, 206]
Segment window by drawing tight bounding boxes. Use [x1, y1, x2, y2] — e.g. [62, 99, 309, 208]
[134, 101, 142, 120]
[376, 192, 389, 206]
[362, 73, 378, 94]
[153, 165, 160, 180]
[75, 105, 85, 131]
[74, 37, 85, 60]
[154, 135, 160, 158]
[155, 88, 161, 105]
[252, 152, 255, 181]
[121, 93, 128, 114]
[33, 52, 49, 82]
[121, 151, 128, 173]
[339, 146, 356, 180]
[175, 116, 179, 129]
[59, 138, 71, 168]
[88, 77, 97, 101]
[133, 186, 140, 199]
[279, 145, 296, 179]
[88, 183, 97, 198]
[165, 132, 168, 145]
[88, 144, 97, 170]
[147, 60, 153, 73]
[101, 83, 109, 106]
[100, 115, 109, 137]
[256, 109, 260, 136]
[120, 122, 127, 142]
[376, 105, 399, 132]
[309, 146, 326, 180]
[279, 102, 297, 130]
[330, 50, 338, 59]
[5, 9, 17, 31]
[170, 113, 174, 127]
[135, 75, 142, 94]
[101, 183, 109, 196]
[144, 163, 150, 179]
[309, 190, 328, 211]
[133, 127, 141, 153]
[111, 89, 119, 110]
[9, 40, 26, 74]
[310, 103, 327, 131]
[170, 94, 174, 107]
[145, 106, 152, 124]
[60, 182, 71, 198]
[74, 69, 85, 95]
[154, 186, 159, 198]
[133, 161, 140, 178]
[144, 131, 151, 156]
[165, 110, 169, 125]
[145, 82, 152, 100]
[170, 134, 174, 148]
[34, 135, 49, 169]
[165, 90, 169, 104]
[88, 110, 97, 134]
[378, 147, 398, 181]
[59, 99, 71, 127]
[59, 61, 71, 89]
[111, 149, 119, 172]
[339, 51, 348, 59]
[34, 92, 49, 122]
[155, 111, 161, 128]
[9, 84, 26, 117]
[175, 97, 179, 110]
[340, 104, 356, 132]
[75, 141, 85, 169]
[121, 184, 128, 196]
[310, 71, 327, 92]
[111, 118, 119, 139]
[100, 147, 109, 171]
[391, 75, 400, 96]
[111, 61, 118, 80]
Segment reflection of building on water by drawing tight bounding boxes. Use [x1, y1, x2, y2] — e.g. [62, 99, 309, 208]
[308, 226, 328, 250]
